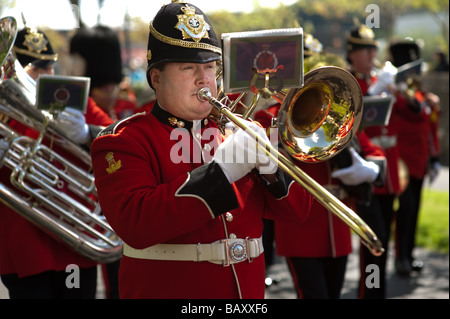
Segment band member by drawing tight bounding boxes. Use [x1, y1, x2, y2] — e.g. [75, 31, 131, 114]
[69, 25, 138, 122]
[90, 1, 313, 299]
[388, 39, 441, 276]
[11, 26, 113, 143]
[69, 24, 132, 299]
[0, 27, 111, 299]
[346, 24, 407, 299]
[254, 35, 385, 298]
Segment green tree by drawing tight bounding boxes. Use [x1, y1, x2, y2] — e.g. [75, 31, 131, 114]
[293, 0, 449, 48]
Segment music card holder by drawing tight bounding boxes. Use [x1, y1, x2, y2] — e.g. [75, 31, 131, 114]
[35, 74, 90, 114]
[221, 28, 303, 94]
[395, 59, 423, 84]
[361, 94, 395, 128]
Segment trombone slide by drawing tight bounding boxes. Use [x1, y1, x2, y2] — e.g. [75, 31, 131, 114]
[198, 87, 384, 257]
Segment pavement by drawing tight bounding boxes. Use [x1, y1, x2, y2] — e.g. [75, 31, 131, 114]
[265, 166, 449, 300]
[264, 235, 449, 299]
[1, 167, 448, 299]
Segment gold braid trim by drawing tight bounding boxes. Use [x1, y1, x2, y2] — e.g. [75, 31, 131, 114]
[149, 22, 222, 55]
[13, 46, 58, 61]
[347, 35, 378, 46]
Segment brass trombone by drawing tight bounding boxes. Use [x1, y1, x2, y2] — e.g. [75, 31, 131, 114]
[198, 66, 384, 256]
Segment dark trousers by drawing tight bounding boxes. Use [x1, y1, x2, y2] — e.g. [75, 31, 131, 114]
[1, 267, 97, 299]
[286, 255, 348, 299]
[263, 218, 275, 269]
[396, 177, 424, 263]
[357, 194, 395, 299]
[101, 260, 120, 299]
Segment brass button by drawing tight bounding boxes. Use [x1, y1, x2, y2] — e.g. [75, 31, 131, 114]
[204, 143, 212, 152]
[229, 233, 237, 239]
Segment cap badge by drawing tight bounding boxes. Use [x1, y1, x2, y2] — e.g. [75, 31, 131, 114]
[23, 28, 48, 54]
[175, 4, 210, 43]
[105, 152, 122, 174]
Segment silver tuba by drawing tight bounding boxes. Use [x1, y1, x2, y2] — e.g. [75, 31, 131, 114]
[0, 16, 122, 263]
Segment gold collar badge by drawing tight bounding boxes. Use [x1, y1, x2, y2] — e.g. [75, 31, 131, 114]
[23, 28, 48, 54]
[105, 152, 122, 174]
[175, 4, 210, 43]
[168, 117, 185, 128]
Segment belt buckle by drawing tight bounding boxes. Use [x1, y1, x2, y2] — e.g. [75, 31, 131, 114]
[221, 239, 248, 267]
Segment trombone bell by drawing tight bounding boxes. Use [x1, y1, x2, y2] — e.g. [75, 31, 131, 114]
[277, 66, 363, 163]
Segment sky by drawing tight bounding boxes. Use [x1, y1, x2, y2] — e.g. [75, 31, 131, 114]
[2, 0, 299, 30]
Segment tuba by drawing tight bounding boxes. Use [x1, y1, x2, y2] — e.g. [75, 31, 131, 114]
[0, 16, 122, 263]
[199, 39, 384, 256]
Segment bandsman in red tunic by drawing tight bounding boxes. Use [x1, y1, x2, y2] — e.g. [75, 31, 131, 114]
[253, 36, 386, 298]
[0, 27, 113, 298]
[388, 40, 442, 277]
[345, 23, 404, 299]
[90, 2, 313, 299]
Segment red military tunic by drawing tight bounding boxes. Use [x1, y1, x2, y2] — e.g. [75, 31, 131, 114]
[0, 97, 113, 277]
[90, 102, 313, 299]
[396, 90, 440, 179]
[354, 75, 402, 195]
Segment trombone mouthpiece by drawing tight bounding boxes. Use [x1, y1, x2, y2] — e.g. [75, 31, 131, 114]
[197, 87, 211, 101]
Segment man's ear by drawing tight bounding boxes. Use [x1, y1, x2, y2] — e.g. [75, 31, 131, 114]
[149, 68, 160, 90]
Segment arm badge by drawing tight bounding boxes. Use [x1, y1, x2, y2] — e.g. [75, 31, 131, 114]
[105, 152, 122, 174]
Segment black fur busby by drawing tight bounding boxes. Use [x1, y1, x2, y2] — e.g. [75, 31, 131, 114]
[13, 27, 58, 68]
[70, 25, 123, 89]
[389, 40, 421, 68]
[146, 1, 222, 88]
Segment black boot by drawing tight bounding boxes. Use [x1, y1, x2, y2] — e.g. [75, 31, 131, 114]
[395, 258, 413, 277]
[410, 259, 424, 272]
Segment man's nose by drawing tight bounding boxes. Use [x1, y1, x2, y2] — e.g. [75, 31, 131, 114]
[195, 66, 210, 85]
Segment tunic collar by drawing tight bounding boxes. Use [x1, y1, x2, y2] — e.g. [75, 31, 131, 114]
[151, 101, 209, 130]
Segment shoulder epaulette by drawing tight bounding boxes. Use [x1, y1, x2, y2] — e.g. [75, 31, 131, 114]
[96, 112, 146, 138]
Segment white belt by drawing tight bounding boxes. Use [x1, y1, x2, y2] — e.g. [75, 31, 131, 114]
[123, 237, 264, 267]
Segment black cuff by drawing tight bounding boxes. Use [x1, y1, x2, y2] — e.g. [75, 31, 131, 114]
[89, 124, 106, 142]
[177, 161, 239, 218]
[259, 168, 292, 199]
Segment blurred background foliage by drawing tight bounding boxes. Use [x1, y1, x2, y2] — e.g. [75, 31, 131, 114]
[1, 0, 448, 66]
[206, 0, 449, 65]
